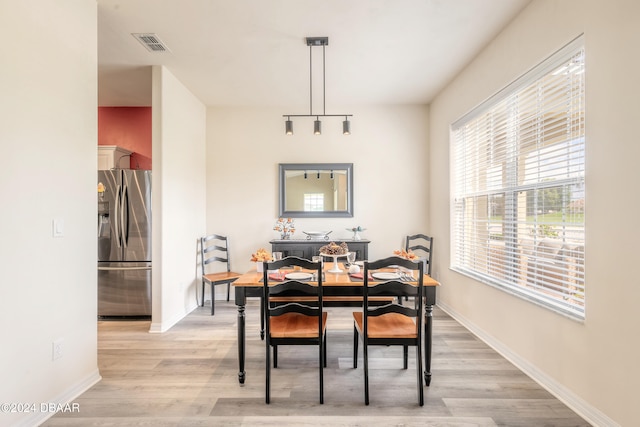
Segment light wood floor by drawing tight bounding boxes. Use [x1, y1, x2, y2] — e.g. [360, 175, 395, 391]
[44, 300, 590, 426]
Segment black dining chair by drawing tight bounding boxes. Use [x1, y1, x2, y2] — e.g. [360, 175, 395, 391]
[200, 234, 242, 315]
[352, 256, 424, 406]
[263, 256, 327, 404]
[405, 233, 434, 275]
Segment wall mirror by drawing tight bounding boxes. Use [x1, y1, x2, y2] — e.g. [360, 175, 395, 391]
[279, 163, 353, 218]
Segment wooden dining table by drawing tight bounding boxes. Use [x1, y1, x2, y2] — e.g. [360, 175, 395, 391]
[232, 262, 440, 386]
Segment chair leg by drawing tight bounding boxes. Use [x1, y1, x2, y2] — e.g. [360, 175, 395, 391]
[210, 283, 215, 315]
[353, 324, 359, 369]
[260, 298, 265, 340]
[273, 345, 278, 368]
[323, 332, 327, 368]
[265, 339, 271, 404]
[201, 280, 205, 307]
[319, 338, 324, 404]
[363, 339, 369, 405]
[416, 344, 424, 406]
[403, 345, 409, 369]
[226, 282, 230, 301]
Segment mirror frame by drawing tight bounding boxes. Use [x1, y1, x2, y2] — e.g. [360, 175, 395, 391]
[279, 163, 354, 218]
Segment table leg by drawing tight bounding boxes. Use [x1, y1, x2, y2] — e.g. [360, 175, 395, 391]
[237, 303, 246, 384]
[235, 286, 262, 384]
[424, 302, 433, 386]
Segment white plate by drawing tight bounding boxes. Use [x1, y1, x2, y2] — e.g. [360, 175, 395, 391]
[372, 272, 401, 280]
[285, 272, 313, 280]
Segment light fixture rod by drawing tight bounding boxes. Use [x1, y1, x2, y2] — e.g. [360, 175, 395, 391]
[323, 43, 326, 116]
[309, 44, 313, 116]
[282, 114, 352, 117]
[308, 42, 327, 116]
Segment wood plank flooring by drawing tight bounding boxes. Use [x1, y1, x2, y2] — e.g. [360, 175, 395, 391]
[43, 300, 590, 426]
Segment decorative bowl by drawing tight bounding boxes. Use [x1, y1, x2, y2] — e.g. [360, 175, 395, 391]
[303, 231, 332, 240]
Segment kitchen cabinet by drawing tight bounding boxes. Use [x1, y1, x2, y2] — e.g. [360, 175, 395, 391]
[98, 145, 132, 170]
[270, 239, 370, 261]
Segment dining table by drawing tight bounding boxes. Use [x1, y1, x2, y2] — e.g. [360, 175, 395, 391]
[232, 262, 440, 386]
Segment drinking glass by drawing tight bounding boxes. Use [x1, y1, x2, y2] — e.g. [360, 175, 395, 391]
[312, 255, 323, 279]
[347, 252, 356, 265]
[271, 252, 283, 274]
[312, 255, 324, 269]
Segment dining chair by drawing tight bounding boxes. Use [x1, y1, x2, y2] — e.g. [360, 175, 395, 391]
[200, 234, 242, 315]
[263, 256, 327, 404]
[352, 256, 424, 406]
[405, 233, 434, 275]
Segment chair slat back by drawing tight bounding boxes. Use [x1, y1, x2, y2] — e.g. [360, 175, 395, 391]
[269, 301, 320, 318]
[201, 234, 232, 273]
[367, 281, 419, 298]
[263, 256, 324, 337]
[364, 302, 417, 318]
[363, 256, 424, 332]
[405, 233, 433, 275]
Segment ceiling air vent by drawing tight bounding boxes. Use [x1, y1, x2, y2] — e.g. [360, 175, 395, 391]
[132, 33, 170, 52]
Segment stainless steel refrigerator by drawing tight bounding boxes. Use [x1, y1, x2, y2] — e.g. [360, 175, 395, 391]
[98, 169, 152, 318]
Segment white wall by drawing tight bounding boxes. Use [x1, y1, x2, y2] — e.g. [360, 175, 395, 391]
[150, 66, 207, 332]
[206, 105, 430, 279]
[0, 1, 100, 426]
[429, 0, 640, 425]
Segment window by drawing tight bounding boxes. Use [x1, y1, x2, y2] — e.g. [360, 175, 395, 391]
[304, 193, 324, 211]
[451, 36, 585, 319]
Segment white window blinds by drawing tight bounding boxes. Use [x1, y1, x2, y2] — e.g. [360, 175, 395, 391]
[451, 36, 585, 319]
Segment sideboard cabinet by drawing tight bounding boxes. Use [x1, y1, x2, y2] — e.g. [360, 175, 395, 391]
[269, 239, 370, 261]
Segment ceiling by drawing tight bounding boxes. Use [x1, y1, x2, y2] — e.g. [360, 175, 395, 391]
[97, 0, 530, 108]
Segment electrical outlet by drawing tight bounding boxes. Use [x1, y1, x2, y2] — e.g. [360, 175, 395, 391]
[52, 339, 63, 361]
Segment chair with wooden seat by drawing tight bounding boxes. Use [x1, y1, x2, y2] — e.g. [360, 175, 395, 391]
[405, 233, 434, 275]
[264, 256, 327, 404]
[352, 255, 424, 406]
[200, 234, 242, 315]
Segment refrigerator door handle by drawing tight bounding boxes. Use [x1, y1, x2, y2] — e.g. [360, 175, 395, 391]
[98, 266, 152, 271]
[114, 184, 122, 248]
[122, 184, 129, 248]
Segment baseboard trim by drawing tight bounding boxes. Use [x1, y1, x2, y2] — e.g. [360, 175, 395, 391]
[436, 302, 618, 427]
[15, 369, 101, 427]
[148, 303, 198, 333]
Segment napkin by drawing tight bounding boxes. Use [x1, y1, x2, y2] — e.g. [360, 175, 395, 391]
[349, 272, 373, 280]
[268, 273, 286, 281]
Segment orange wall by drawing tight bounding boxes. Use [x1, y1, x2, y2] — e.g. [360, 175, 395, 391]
[98, 107, 152, 169]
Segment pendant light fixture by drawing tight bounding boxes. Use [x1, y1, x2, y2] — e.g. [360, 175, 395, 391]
[343, 116, 351, 135]
[314, 117, 322, 135]
[284, 37, 352, 135]
[285, 116, 293, 135]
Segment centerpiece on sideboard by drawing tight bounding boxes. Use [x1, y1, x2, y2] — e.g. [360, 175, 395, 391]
[302, 231, 332, 240]
[273, 218, 296, 239]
